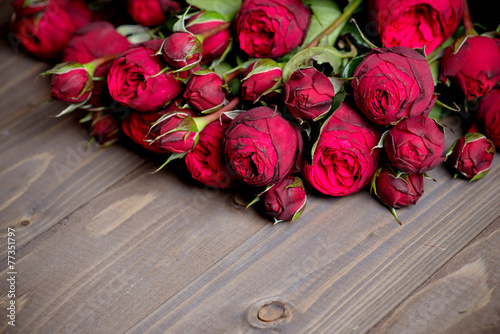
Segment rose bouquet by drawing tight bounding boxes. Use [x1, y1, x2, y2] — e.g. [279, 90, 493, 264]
[11, 0, 499, 224]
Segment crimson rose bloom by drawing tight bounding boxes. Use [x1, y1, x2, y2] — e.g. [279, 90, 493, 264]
[184, 70, 226, 113]
[11, 0, 92, 59]
[385, 116, 445, 174]
[107, 40, 184, 112]
[241, 59, 282, 103]
[476, 88, 500, 148]
[235, 0, 311, 58]
[283, 67, 335, 121]
[162, 32, 202, 69]
[440, 36, 500, 100]
[352, 46, 436, 126]
[185, 120, 239, 189]
[302, 103, 380, 196]
[264, 176, 307, 222]
[186, 12, 231, 64]
[121, 109, 171, 154]
[372, 167, 424, 209]
[50, 67, 92, 103]
[447, 133, 495, 181]
[150, 109, 198, 154]
[224, 106, 302, 187]
[127, 0, 180, 27]
[369, 0, 463, 54]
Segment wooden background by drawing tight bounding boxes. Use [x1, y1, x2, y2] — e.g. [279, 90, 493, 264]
[1, 13, 499, 334]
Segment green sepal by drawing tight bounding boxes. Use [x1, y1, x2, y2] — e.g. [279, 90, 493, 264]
[40, 61, 86, 76]
[151, 152, 188, 174]
[422, 172, 437, 182]
[285, 176, 304, 190]
[173, 6, 192, 33]
[372, 129, 389, 154]
[245, 184, 275, 210]
[185, 11, 227, 27]
[53, 99, 89, 118]
[469, 168, 491, 182]
[290, 196, 307, 223]
[370, 167, 382, 197]
[389, 207, 402, 225]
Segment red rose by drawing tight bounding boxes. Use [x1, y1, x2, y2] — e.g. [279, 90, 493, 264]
[90, 111, 120, 146]
[440, 36, 500, 100]
[369, 0, 463, 54]
[352, 46, 436, 126]
[186, 12, 231, 64]
[162, 32, 202, 69]
[121, 109, 171, 154]
[447, 133, 495, 181]
[126, 0, 180, 27]
[185, 120, 240, 189]
[372, 166, 424, 209]
[11, 0, 92, 59]
[263, 176, 307, 222]
[235, 0, 311, 58]
[283, 67, 335, 121]
[50, 65, 92, 103]
[476, 88, 500, 148]
[223, 106, 303, 187]
[385, 116, 445, 174]
[241, 59, 282, 103]
[302, 103, 380, 196]
[12, 0, 48, 16]
[150, 109, 198, 154]
[107, 40, 184, 112]
[183, 70, 226, 113]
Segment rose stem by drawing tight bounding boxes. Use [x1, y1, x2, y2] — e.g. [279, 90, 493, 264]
[91, 53, 120, 68]
[224, 67, 247, 83]
[304, 0, 363, 49]
[461, 0, 478, 36]
[195, 96, 241, 128]
[198, 21, 232, 40]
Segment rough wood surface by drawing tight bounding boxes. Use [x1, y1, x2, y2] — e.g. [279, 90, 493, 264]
[1, 29, 500, 334]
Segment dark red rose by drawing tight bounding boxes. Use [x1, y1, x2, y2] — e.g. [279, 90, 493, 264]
[223, 106, 303, 187]
[235, 0, 311, 58]
[11, 0, 92, 59]
[372, 166, 424, 209]
[385, 116, 446, 174]
[50, 65, 92, 103]
[126, 0, 180, 27]
[90, 111, 120, 146]
[476, 88, 500, 148]
[440, 36, 500, 100]
[107, 40, 184, 112]
[121, 109, 172, 154]
[12, 0, 48, 16]
[283, 67, 335, 121]
[263, 175, 307, 222]
[302, 103, 380, 196]
[352, 46, 436, 126]
[369, 0, 463, 54]
[185, 120, 240, 189]
[184, 70, 226, 113]
[162, 32, 202, 69]
[241, 59, 282, 103]
[447, 133, 495, 181]
[186, 11, 231, 64]
[150, 109, 198, 154]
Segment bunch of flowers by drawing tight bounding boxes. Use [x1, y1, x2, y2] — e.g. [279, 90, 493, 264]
[11, 0, 499, 224]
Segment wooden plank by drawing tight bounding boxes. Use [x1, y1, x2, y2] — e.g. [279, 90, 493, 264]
[370, 216, 500, 334]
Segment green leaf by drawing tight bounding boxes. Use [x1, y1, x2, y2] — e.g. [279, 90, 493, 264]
[282, 46, 343, 82]
[186, 0, 241, 18]
[341, 54, 364, 78]
[301, 0, 342, 48]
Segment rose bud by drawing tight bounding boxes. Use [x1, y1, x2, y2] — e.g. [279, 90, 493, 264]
[162, 32, 203, 70]
[224, 106, 303, 187]
[122, 109, 171, 154]
[49, 63, 93, 104]
[126, 0, 180, 27]
[186, 11, 231, 64]
[241, 59, 282, 103]
[369, 0, 463, 55]
[107, 39, 184, 112]
[90, 111, 120, 147]
[351, 46, 436, 126]
[371, 166, 425, 224]
[150, 109, 198, 154]
[263, 176, 307, 223]
[10, 0, 92, 59]
[476, 88, 500, 148]
[384, 116, 446, 174]
[283, 67, 335, 121]
[302, 103, 380, 196]
[446, 133, 495, 181]
[184, 70, 227, 114]
[185, 120, 240, 189]
[440, 36, 500, 101]
[12, 0, 48, 16]
[235, 0, 311, 58]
